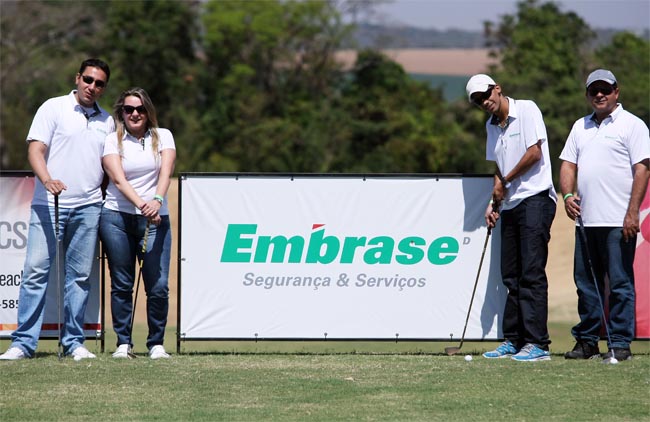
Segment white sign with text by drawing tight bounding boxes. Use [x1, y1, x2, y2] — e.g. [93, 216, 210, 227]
[179, 175, 505, 340]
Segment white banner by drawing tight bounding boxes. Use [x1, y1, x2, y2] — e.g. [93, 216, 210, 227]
[180, 175, 505, 340]
[0, 173, 102, 338]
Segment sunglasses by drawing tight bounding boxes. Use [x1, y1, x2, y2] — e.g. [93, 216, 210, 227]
[471, 86, 494, 106]
[81, 75, 106, 88]
[587, 85, 615, 97]
[122, 105, 147, 115]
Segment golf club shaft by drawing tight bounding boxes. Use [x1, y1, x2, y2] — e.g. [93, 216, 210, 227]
[446, 224, 492, 354]
[458, 226, 491, 344]
[130, 221, 150, 347]
[54, 194, 63, 360]
[576, 213, 614, 356]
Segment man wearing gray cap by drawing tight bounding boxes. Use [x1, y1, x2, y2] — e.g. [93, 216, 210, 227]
[560, 69, 650, 361]
[466, 74, 557, 362]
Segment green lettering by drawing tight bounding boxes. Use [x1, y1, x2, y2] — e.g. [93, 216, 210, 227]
[305, 229, 340, 264]
[340, 236, 367, 263]
[363, 236, 394, 264]
[396, 237, 425, 264]
[254, 235, 305, 263]
[220, 224, 257, 262]
[427, 236, 459, 265]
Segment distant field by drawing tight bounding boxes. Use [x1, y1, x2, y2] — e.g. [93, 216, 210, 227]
[335, 48, 495, 101]
[335, 48, 494, 76]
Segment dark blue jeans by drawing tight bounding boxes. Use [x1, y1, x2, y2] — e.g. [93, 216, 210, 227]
[571, 227, 636, 348]
[500, 191, 556, 348]
[99, 209, 171, 350]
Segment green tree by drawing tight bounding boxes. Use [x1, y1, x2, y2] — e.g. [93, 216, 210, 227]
[483, 0, 596, 182]
[336, 50, 477, 173]
[0, 0, 109, 169]
[593, 32, 650, 124]
[100, 0, 200, 130]
[196, 0, 352, 172]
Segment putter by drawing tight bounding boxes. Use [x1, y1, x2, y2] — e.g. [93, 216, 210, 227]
[128, 221, 150, 359]
[575, 207, 618, 364]
[445, 224, 492, 356]
[54, 194, 63, 361]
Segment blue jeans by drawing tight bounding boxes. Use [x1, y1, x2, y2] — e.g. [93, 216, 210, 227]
[572, 227, 636, 348]
[11, 203, 101, 357]
[99, 209, 171, 350]
[499, 191, 555, 348]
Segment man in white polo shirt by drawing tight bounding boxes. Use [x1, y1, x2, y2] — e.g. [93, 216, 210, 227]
[466, 74, 557, 362]
[560, 69, 650, 361]
[0, 59, 115, 361]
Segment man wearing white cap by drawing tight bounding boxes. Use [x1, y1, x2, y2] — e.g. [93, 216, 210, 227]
[560, 69, 650, 361]
[466, 74, 557, 362]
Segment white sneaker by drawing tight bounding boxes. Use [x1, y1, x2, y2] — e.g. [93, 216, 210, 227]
[149, 345, 170, 359]
[0, 347, 27, 360]
[71, 346, 96, 361]
[112, 344, 133, 359]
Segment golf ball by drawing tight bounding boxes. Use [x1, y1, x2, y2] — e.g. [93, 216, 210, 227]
[464, 354, 473, 362]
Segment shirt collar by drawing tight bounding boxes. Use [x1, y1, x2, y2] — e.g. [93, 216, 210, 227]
[124, 128, 151, 142]
[489, 97, 517, 126]
[70, 90, 100, 118]
[589, 103, 623, 124]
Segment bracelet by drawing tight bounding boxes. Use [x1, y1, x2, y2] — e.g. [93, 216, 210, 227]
[153, 195, 164, 204]
[563, 193, 574, 201]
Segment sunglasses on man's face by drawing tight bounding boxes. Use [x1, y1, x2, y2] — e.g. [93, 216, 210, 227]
[123, 105, 147, 115]
[81, 75, 106, 88]
[471, 86, 494, 106]
[587, 84, 615, 97]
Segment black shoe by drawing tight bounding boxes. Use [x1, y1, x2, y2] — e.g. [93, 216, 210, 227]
[564, 341, 600, 359]
[603, 348, 632, 361]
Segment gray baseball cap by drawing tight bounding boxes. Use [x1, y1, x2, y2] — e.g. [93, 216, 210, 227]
[585, 69, 617, 88]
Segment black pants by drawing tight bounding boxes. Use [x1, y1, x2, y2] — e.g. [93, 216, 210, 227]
[500, 191, 556, 348]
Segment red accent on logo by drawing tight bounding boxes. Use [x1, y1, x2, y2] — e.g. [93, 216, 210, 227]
[312, 224, 325, 230]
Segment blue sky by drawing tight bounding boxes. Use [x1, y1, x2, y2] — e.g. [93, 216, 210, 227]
[368, 0, 650, 32]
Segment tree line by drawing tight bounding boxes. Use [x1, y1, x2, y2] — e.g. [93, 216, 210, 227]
[1, 0, 648, 182]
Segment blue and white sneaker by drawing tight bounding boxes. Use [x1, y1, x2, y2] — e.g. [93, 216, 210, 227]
[511, 343, 551, 362]
[482, 340, 518, 358]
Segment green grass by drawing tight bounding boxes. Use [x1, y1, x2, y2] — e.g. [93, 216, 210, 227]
[1, 352, 648, 421]
[1, 323, 649, 421]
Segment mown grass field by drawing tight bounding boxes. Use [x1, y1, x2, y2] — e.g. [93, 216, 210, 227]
[3, 182, 649, 421]
[1, 323, 649, 421]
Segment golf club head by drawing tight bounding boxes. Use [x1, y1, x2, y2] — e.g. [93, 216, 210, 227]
[127, 351, 137, 359]
[444, 346, 461, 356]
[602, 350, 618, 365]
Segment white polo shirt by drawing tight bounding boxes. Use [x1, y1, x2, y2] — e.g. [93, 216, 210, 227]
[26, 91, 115, 208]
[103, 128, 176, 216]
[560, 104, 650, 226]
[485, 97, 557, 210]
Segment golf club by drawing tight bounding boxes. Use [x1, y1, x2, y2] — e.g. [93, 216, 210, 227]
[54, 194, 63, 361]
[128, 221, 150, 359]
[445, 223, 492, 356]
[575, 203, 618, 365]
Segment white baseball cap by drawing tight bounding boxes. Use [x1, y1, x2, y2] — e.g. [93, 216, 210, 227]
[585, 69, 617, 88]
[466, 74, 496, 102]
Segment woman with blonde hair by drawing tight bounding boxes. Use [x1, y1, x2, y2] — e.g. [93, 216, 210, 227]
[100, 87, 176, 359]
